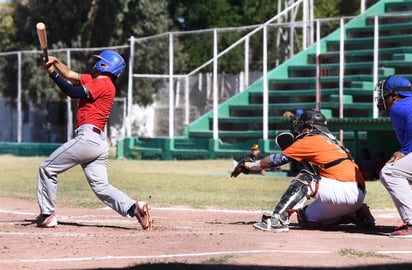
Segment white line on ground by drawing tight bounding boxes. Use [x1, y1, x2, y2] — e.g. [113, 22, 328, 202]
[0, 207, 261, 216]
[0, 209, 35, 215]
[0, 207, 397, 216]
[152, 207, 263, 214]
[0, 231, 144, 237]
[1, 250, 333, 264]
[378, 250, 412, 254]
[1, 249, 412, 264]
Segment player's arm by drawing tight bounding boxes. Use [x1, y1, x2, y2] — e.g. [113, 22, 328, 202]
[48, 71, 90, 98]
[231, 153, 290, 177]
[44, 56, 80, 85]
[44, 57, 90, 98]
[246, 152, 290, 171]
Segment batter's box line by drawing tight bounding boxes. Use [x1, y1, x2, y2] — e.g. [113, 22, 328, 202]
[4, 249, 412, 265]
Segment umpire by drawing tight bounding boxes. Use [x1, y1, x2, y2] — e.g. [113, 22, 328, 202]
[376, 75, 412, 238]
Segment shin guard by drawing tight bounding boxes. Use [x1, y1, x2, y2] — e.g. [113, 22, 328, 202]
[273, 170, 316, 223]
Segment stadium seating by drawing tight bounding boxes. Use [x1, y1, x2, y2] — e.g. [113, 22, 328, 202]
[118, 0, 410, 160]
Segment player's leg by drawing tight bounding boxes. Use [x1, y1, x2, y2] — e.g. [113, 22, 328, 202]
[82, 152, 136, 216]
[37, 136, 88, 227]
[37, 130, 110, 227]
[380, 153, 412, 236]
[298, 178, 366, 227]
[37, 137, 83, 213]
[81, 132, 152, 229]
[253, 170, 315, 232]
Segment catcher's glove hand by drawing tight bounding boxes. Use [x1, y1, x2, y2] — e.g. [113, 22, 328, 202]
[231, 158, 252, 177]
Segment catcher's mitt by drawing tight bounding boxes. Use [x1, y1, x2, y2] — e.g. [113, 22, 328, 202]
[231, 158, 252, 177]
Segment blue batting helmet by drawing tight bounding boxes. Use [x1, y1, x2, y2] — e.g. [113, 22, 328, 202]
[93, 50, 126, 79]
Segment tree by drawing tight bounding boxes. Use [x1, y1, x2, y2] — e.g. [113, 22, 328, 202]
[0, 0, 374, 106]
[0, 0, 177, 106]
[169, 0, 280, 73]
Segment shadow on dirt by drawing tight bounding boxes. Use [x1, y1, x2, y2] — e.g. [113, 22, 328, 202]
[90, 263, 412, 270]
[22, 219, 135, 230]
[208, 219, 396, 236]
[296, 224, 396, 236]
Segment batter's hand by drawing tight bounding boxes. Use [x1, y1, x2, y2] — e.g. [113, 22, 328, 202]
[43, 56, 57, 74]
[387, 151, 405, 164]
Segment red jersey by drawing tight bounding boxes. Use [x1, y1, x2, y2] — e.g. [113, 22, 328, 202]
[282, 134, 365, 188]
[77, 74, 115, 130]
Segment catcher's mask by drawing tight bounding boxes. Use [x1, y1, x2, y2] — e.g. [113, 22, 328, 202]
[375, 75, 412, 112]
[289, 109, 328, 136]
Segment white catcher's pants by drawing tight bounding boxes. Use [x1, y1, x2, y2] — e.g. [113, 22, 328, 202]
[304, 177, 365, 222]
[37, 124, 135, 216]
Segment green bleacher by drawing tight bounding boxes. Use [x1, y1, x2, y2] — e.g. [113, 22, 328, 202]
[118, 0, 410, 160]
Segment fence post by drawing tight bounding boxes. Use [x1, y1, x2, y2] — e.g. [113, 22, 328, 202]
[338, 17, 345, 142]
[17, 52, 22, 143]
[126, 36, 135, 137]
[210, 29, 220, 155]
[66, 49, 73, 140]
[212, 29, 219, 142]
[168, 32, 175, 153]
[184, 76, 190, 126]
[168, 32, 175, 138]
[244, 36, 249, 89]
[316, 19, 321, 111]
[262, 24, 269, 151]
[372, 15, 379, 119]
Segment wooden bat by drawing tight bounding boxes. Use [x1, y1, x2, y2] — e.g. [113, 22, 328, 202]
[36, 22, 48, 62]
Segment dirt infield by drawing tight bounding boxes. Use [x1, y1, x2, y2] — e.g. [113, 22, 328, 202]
[0, 197, 412, 270]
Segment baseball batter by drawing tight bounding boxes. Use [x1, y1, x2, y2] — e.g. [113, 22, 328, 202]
[36, 50, 152, 230]
[232, 109, 375, 232]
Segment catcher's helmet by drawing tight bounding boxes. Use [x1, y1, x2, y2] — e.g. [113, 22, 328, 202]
[375, 75, 412, 111]
[290, 109, 328, 135]
[93, 50, 126, 79]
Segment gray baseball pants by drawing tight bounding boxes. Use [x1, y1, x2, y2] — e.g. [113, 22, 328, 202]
[380, 152, 412, 225]
[37, 124, 135, 216]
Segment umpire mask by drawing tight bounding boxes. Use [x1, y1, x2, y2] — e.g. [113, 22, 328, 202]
[375, 75, 412, 112]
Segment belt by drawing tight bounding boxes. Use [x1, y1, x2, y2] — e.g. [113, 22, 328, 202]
[92, 127, 101, 134]
[75, 125, 102, 135]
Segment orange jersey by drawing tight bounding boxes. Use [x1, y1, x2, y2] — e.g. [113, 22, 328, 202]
[282, 134, 365, 188]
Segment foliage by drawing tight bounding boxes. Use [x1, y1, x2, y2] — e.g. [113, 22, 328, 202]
[0, 0, 376, 106]
[1, 0, 176, 106]
[0, 3, 16, 51]
[171, 0, 280, 73]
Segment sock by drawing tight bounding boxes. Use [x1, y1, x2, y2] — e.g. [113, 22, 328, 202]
[127, 203, 136, 217]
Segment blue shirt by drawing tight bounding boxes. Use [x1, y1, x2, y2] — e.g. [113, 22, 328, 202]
[390, 97, 412, 154]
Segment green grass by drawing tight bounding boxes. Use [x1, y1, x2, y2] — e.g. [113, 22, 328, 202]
[339, 248, 393, 259]
[0, 155, 395, 211]
[204, 255, 235, 264]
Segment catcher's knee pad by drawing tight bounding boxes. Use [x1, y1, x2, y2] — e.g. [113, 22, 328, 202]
[273, 170, 316, 221]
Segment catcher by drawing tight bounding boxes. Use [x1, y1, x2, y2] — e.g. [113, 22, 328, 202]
[231, 109, 375, 232]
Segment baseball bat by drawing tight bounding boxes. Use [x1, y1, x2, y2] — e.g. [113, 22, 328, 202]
[36, 22, 48, 63]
